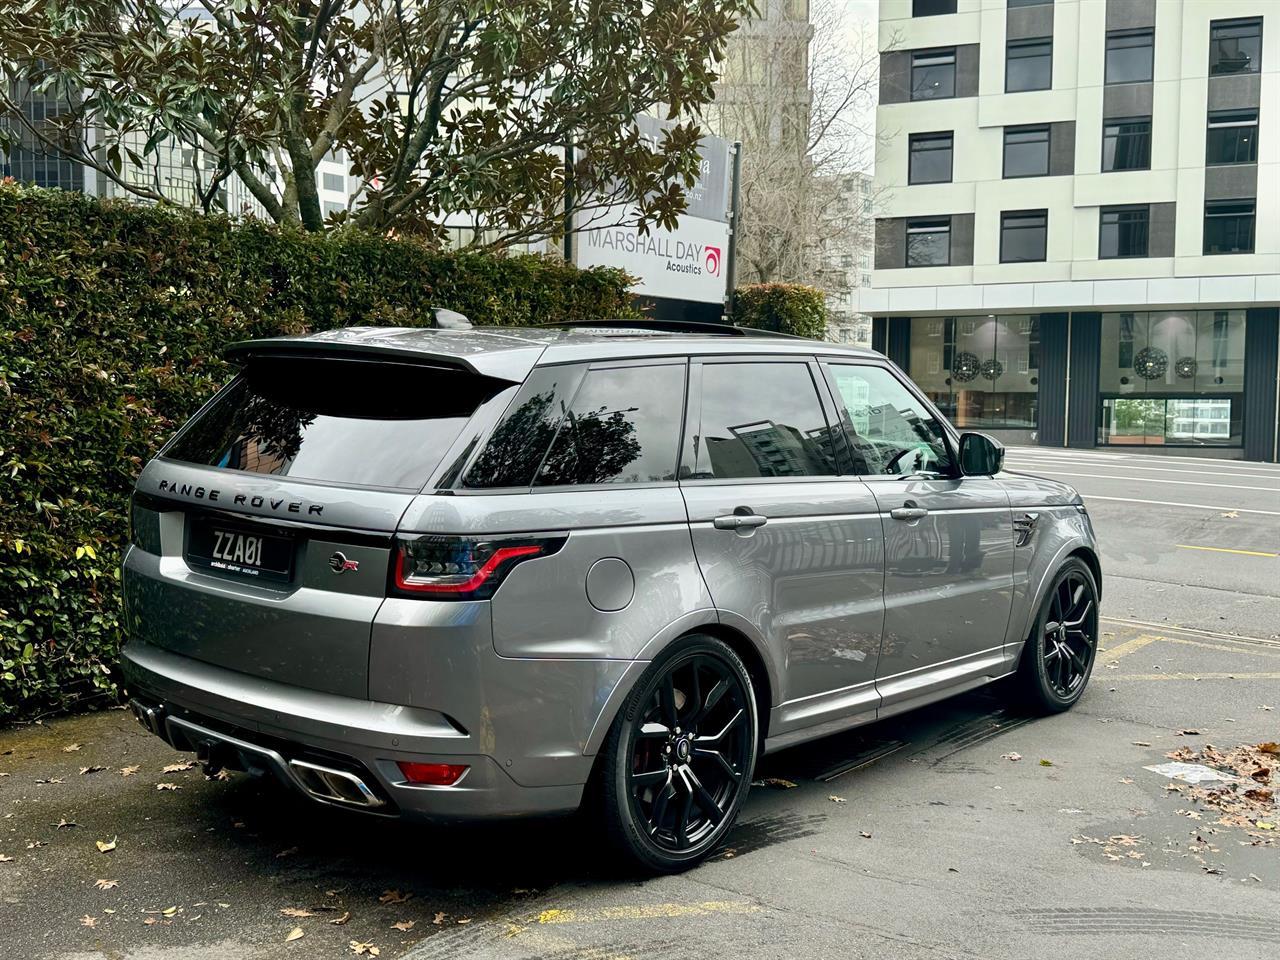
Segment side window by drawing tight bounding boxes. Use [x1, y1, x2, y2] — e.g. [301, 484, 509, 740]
[684, 362, 838, 480]
[463, 365, 583, 489]
[824, 364, 954, 478]
[535, 364, 685, 486]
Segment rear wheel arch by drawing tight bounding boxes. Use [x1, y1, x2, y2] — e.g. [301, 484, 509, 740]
[686, 623, 773, 747]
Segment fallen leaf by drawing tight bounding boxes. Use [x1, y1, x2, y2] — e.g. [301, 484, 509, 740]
[1220, 511, 1239, 519]
[0, 854, 13, 863]
[751, 777, 797, 789]
[95, 838, 116, 854]
[163, 761, 196, 774]
[35, 777, 65, 784]
[432, 912, 446, 925]
[156, 782, 180, 791]
[378, 890, 411, 904]
[1251, 767, 1271, 783]
[1259, 742, 1280, 756]
[1039, 759, 1054, 767]
[330, 912, 351, 926]
[120, 766, 140, 777]
[1118, 777, 1134, 784]
[161, 906, 179, 918]
[276, 847, 299, 858]
[63, 744, 82, 753]
[1132, 741, 1152, 747]
[392, 920, 415, 932]
[456, 918, 471, 925]
[1177, 729, 1201, 737]
[55, 818, 77, 829]
[143, 917, 160, 926]
[26, 840, 46, 849]
[1002, 752, 1022, 761]
[79, 765, 106, 776]
[285, 927, 304, 942]
[859, 830, 872, 839]
[80, 915, 97, 928]
[281, 908, 315, 918]
[828, 795, 847, 803]
[349, 941, 380, 956]
[95, 879, 119, 890]
[1257, 822, 1275, 830]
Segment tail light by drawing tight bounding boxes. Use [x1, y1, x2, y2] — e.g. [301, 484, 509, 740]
[391, 533, 566, 601]
[396, 761, 469, 786]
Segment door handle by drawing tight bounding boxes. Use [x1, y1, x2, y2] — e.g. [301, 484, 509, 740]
[713, 513, 768, 530]
[890, 504, 929, 521]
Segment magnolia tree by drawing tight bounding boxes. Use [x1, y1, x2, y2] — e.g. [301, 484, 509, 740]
[0, 0, 753, 244]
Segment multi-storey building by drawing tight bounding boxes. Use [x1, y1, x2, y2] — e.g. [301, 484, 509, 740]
[819, 171, 876, 346]
[862, 0, 1279, 461]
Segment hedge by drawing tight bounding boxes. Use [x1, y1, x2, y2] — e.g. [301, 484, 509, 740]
[733, 282, 828, 340]
[0, 182, 637, 722]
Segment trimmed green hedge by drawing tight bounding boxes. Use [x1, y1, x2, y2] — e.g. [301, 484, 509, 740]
[734, 282, 828, 340]
[0, 183, 636, 722]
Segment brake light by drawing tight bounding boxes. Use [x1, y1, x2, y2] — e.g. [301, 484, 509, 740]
[391, 534, 565, 600]
[396, 761, 469, 786]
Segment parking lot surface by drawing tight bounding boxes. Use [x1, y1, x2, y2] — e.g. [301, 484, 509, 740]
[2, 446, 1277, 960]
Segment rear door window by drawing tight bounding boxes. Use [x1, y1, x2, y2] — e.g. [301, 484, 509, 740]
[683, 361, 839, 479]
[165, 356, 504, 490]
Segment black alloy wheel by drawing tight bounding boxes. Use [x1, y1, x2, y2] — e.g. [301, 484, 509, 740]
[1018, 557, 1099, 712]
[600, 636, 757, 872]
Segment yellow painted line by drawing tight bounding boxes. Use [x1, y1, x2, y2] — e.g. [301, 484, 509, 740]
[536, 901, 760, 925]
[1176, 544, 1279, 558]
[1101, 617, 1280, 648]
[1158, 636, 1280, 660]
[1099, 634, 1161, 659]
[1109, 672, 1280, 681]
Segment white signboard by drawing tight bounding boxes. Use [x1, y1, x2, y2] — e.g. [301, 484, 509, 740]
[575, 207, 731, 304]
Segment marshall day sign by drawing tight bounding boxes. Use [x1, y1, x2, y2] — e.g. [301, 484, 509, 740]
[574, 116, 733, 305]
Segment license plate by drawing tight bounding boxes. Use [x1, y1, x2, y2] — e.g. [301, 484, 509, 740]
[186, 517, 293, 583]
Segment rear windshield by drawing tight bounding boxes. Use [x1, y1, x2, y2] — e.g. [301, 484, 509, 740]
[165, 356, 504, 490]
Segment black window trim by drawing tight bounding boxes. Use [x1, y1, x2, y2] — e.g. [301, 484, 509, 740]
[1000, 208, 1049, 264]
[911, 47, 958, 102]
[911, 0, 957, 17]
[1005, 36, 1053, 93]
[905, 216, 952, 268]
[1205, 108, 1259, 166]
[1209, 16, 1263, 76]
[1101, 114, 1152, 172]
[908, 130, 955, 184]
[1098, 203, 1151, 260]
[1202, 198, 1257, 256]
[1002, 123, 1051, 179]
[1104, 27, 1155, 85]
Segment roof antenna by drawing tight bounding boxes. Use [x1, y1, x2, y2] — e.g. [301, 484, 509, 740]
[430, 307, 472, 330]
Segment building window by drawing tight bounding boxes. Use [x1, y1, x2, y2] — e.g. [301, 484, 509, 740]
[911, 49, 956, 100]
[1006, 38, 1052, 92]
[1105, 29, 1154, 84]
[321, 172, 345, 192]
[912, 0, 955, 15]
[1000, 210, 1047, 263]
[906, 218, 951, 267]
[1101, 116, 1151, 171]
[908, 132, 953, 184]
[1206, 110, 1258, 165]
[1003, 125, 1050, 178]
[1099, 205, 1150, 259]
[1203, 199, 1255, 255]
[1209, 18, 1262, 75]
[1007, 0, 1052, 6]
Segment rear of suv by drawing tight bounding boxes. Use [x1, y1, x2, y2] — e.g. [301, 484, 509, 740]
[123, 320, 1101, 872]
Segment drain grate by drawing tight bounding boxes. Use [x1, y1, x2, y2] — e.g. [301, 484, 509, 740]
[1014, 908, 1280, 944]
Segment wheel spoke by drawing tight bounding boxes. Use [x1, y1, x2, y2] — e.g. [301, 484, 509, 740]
[684, 659, 702, 725]
[1064, 600, 1092, 629]
[674, 778, 694, 847]
[694, 746, 739, 781]
[693, 678, 730, 726]
[631, 767, 669, 788]
[685, 766, 724, 825]
[649, 774, 675, 835]
[659, 675, 678, 728]
[699, 707, 746, 745]
[638, 721, 670, 739]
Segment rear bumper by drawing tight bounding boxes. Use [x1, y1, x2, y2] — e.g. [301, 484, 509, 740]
[121, 641, 586, 820]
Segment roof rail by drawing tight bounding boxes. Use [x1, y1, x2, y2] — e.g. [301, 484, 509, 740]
[538, 318, 805, 339]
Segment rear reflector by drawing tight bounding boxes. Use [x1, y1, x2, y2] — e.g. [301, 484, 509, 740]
[396, 761, 469, 786]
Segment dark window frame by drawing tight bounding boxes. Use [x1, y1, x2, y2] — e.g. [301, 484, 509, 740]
[1203, 199, 1256, 255]
[999, 209, 1048, 263]
[1101, 115, 1152, 172]
[1209, 17, 1263, 76]
[1105, 28, 1155, 85]
[1205, 109, 1259, 165]
[1099, 204, 1151, 259]
[908, 131, 954, 184]
[1007, 0, 1052, 6]
[912, 0, 956, 16]
[905, 217, 952, 268]
[1002, 124, 1051, 178]
[911, 48, 957, 101]
[1005, 36, 1052, 93]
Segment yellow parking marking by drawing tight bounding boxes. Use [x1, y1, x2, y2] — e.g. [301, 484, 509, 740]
[1176, 544, 1279, 558]
[1099, 634, 1161, 659]
[1157, 636, 1280, 660]
[1109, 672, 1280, 681]
[1101, 616, 1280, 648]
[536, 901, 760, 925]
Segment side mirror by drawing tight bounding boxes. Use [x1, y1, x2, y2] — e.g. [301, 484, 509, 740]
[958, 432, 1005, 476]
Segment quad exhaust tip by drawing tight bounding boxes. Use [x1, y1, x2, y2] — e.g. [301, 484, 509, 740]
[288, 759, 385, 808]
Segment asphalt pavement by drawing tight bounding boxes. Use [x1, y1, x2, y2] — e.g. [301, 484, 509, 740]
[2, 445, 1277, 960]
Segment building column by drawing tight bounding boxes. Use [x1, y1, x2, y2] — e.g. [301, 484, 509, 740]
[1243, 307, 1279, 463]
[1067, 312, 1101, 449]
[1035, 313, 1068, 447]
[871, 317, 887, 355]
[887, 317, 911, 372]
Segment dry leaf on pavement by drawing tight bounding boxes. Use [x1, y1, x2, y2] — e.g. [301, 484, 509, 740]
[95, 838, 116, 853]
[349, 942, 380, 956]
[156, 783, 180, 791]
[95, 879, 119, 890]
[276, 847, 299, 858]
[163, 761, 195, 773]
[329, 912, 351, 926]
[55, 818, 77, 829]
[62, 744, 82, 752]
[752, 778, 797, 789]
[378, 890, 411, 904]
[1257, 742, 1280, 756]
[285, 927, 304, 942]
[0, 854, 13, 863]
[1002, 752, 1022, 761]
[828, 795, 847, 803]
[432, 912, 446, 925]
[120, 766, 140, 777]
[281, 908, 315, 918]
[80, 915, 97, 928]
[392, 920, 415, 931]
[1039, 759, 1054, 766]
[79, 765, 107, 775]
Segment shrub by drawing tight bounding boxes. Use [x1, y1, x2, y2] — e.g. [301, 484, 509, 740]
[733, 283, 829, 340]
[0, 182, 636, 722]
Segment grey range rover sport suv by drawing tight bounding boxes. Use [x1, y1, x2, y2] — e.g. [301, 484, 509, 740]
[122, 318, 1101, 873]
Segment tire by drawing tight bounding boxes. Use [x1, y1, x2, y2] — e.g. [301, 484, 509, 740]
[1015, 557, 1100, 713]
[598, 635, 759, 873]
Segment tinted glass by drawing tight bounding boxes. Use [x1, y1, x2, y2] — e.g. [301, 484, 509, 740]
[1003, 125, 1049, 177]
[1102, 118, 1151, 171]
[1105, 30, 1154, 84]
[1210, 18, 1262, 75]
[1006, 38, 1051, 92]
[536, 364, 684, 486]
[825, 364, 953, 477]
[1000, 210, 1047, 263]
[909, 132, 953, 184]
[167, 358, 501, 490]
[913, 0, 955, 14]
[907, 218, 950, 266]
[685, 363, 837, 479]
[1203, 200, 1255, 255]
[1099, 206, 1149, 258]
[463, 365, 583, 488]
[911, 50, 955, 100]
[1206, 110, 1258, 164]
